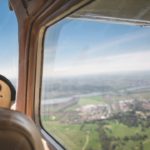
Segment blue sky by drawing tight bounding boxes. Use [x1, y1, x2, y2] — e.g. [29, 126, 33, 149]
[0, 0, 18, 79]
[44, 18, 150, 77]
[1, 0, 150, 78]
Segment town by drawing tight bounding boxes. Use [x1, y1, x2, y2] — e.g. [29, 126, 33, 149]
[42, 96, 150, 124]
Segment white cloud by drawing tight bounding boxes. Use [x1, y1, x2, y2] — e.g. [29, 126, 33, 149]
[43, 51, 150, 77]
[86, 28, 150, 55]
[0, 64, 18, 79]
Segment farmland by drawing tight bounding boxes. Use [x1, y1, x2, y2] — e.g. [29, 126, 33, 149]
[41, 71, 150, 150]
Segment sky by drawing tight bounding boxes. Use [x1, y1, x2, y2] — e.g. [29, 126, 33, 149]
[0, 0, 18, 79]
[43, 18, 150, 77]
[1, 0, 150, 79]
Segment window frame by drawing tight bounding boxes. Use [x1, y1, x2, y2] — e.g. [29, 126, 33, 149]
[34, 1, 150, 149]
[10, 0, 93, 149]
[10, 0, 150, 149]
[33, 1, 93, 149]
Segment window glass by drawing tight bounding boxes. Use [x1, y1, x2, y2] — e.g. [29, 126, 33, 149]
[41, 3, 150, 150]
[0, 1, 18, 91]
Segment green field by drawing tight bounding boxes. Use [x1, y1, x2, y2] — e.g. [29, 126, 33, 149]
[41, 94, 150, 150]
[65, 96, 104, 111]
[79, 96, 105, 105]
[43, 121, 101, 150]
[42, 119, 150, 150]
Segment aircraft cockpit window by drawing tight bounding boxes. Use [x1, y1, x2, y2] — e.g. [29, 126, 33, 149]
[41, 1, 150, 150]
[0, 0, 18, 103]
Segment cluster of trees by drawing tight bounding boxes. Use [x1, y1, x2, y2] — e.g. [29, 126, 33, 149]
[95, 119, 148, 150]
[112, 111, 141, 127]
[123, 134, 148, 141]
